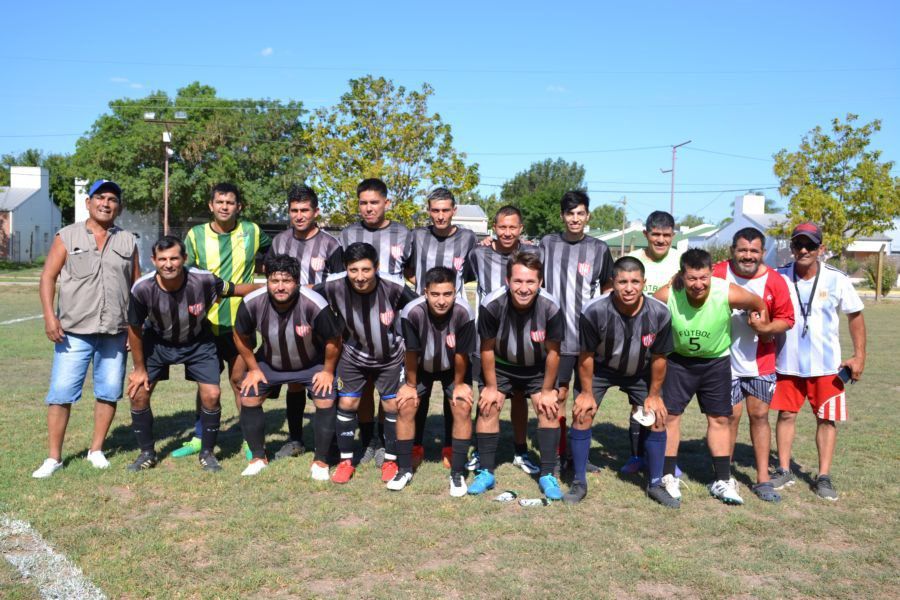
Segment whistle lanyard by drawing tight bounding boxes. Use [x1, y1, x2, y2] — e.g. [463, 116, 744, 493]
[792, 264, 820, 338]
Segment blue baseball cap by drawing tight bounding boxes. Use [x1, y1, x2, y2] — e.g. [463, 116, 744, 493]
[87, 179, 122, 200]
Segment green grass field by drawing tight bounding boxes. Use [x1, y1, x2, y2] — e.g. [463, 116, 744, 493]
[0, 285, 897, 599]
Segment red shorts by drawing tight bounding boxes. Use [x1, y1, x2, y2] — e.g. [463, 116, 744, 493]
[771, 374, 847, 422]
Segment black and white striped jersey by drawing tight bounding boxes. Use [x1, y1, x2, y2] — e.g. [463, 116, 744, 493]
[465, 243, 543, 306]
[339, 221, 411, 277]
[477, 287, 563, 368]
[407, 226, 477, 299]
[128, 268, 225, 344]
[268, 228, 343, 286]
[400, 297, 476, 374]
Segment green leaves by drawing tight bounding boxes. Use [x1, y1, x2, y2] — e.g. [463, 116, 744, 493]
[499, 158, 587, 238]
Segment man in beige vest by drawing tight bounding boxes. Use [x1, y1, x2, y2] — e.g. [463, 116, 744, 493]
[32, 180, 140, 478]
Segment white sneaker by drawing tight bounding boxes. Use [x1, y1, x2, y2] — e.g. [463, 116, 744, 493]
[709, 478, 744, 505]
[449, 473, 468, 497]
[465, 452, 480, 472]
[386, 471, 413, 491]
[32, 458, 63, 478]
[661, 474, 682, 500]
[86, 450, 110, 469]
[513, 453, 540, 475]
[241, 458, 268, 476]
[310, 461, 330, 481]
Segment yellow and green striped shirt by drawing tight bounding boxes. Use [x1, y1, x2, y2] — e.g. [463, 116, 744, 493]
[184, 220, 271, 334]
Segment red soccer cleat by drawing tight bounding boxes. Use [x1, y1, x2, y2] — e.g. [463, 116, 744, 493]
[331, 459, 355, 484]
[412, 445, 425, 470]
[381, 460, 399, 482]
[441, 446, 453, 469]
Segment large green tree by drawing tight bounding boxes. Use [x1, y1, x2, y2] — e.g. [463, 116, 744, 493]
[589, 203, 626, 232]
[306, 76, 480, 227]
[70, 82, 308, 223]
[1, 149, 76, 222]
[500, 158, 586, 238]
[773, 113, 900, 252]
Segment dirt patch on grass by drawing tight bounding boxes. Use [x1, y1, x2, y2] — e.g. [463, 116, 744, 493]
[636, 581, 696, 598]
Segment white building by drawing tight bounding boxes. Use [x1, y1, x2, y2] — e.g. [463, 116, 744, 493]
[0, 166, 63, 262]
[689, 193, 788, 265]
[454, 204, 489, 236]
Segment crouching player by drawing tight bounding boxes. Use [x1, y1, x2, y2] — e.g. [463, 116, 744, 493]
[233, 254, 342, 478]
[472, 251, 564, 499]
[568, 257, 677, 506]
[397, 267, 476, 494]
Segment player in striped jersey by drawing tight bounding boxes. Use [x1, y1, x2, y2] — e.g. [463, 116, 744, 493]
[267, 184, 342, 460]
[338, 178, 413, 466]
[471, 252, 565, 500]
[315, 242, 418, 484]
[622, 211, 682, 473]
[770, 223, 866, 501]
[405, 188, 477, 468]
[398, 267, 476, 494]
[568, 257, 676, 507]
[712, 228, 795, 502]
[177, 183, 271, 460]
[125, 236, 258, 472]
[233, 254, 342, 479]
[540, 191, 613, 472]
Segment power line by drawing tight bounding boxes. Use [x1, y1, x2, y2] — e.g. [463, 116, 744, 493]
[467, 145, 670, 156]
[684, 146, 773, 162]
[477, 183, 780, 195]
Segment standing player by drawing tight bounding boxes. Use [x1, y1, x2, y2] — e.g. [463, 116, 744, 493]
[770, 223, 866, 501]
[622, 210, 681, 474]
[405, 188, 477, 468]
[176, 183, 271, 460]
[125, 236, 256, 472]
[398, 266, 476, 494]
[471, 252, 564, 500]
[712, 228, 795, 502]
[233, 254, 342, 478]
[339, 178, 412, 466]
[267, 184, 342, 460]
[315, 242, 418, 484]
[540, 191, 613, 470]
[568, 257, 677, 506]
[654, 249, 769, 505]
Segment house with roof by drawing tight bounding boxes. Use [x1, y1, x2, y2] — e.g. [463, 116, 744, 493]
[590, 219, 717, 257]
[0, 166, 63, 262]
[687, 193, 788, 265]
[454, 204, 489, 236]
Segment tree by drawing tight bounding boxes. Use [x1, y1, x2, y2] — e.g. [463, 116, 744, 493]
[500, 158, 586, 238]
[306, 76, 479, 228]
[70, 82, 309, 223]
[2, 149, 76, 222]
[589, 203, 625, 232]
[678, 214, 705, 228]
[773, 114, 900, 252]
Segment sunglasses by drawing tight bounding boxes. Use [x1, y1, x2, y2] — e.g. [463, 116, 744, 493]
[791, 239, 820, 252]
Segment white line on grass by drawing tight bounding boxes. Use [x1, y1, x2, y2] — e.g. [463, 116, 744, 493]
[0, 315, 42, 325]
[0, 516, 106, 599]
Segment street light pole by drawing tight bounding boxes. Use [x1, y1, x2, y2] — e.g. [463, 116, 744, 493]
[661, 140, 691, 216]
[143, 112, 186, 237]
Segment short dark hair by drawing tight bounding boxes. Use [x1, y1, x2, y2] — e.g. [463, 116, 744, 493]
[426, 187, 455, 207]
[264, 254, 300, 281]
[423, 266, 456, 288]
[343, 242, 379, 268]
[560, 190, 590, 214]
[645, 211, 675, 231]
[506, 250, 543, 279]
[732, 227, 765, 249]
[287, 184, 318, 210]
[493, 205, 522, 224]
[612, 256, 645, 278]
[152, 235, 186, 257]
[210, 182, 242, 204]
[680, 248, 712, 272]
[356, 178, 388, 199]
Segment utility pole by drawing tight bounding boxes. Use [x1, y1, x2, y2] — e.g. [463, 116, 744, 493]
[619, 196, 627, 256]
[660, 140, 691, 215]
[143, 111, 187, 236]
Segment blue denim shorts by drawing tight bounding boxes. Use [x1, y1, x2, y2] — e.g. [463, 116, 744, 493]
[45, 332, 127, 404]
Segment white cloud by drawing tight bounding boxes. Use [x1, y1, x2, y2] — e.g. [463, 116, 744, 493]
[260, 47, 274, 57]
[110, 77, 129, 83]
[546, 84, 568, 94]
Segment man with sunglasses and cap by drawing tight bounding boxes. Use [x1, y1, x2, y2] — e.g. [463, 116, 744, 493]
[770, 222, 866, 501]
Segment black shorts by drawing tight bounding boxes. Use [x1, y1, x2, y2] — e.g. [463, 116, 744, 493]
[555, 354, 582, 392]
[480, 361, 546, 397]
[662, 354, 732, 417]
[337, 357, 402, 400]
[415, 365, 473, 399]
[242, 361, 335, 401]
[214, 332, 239, 370]
[592, 368, 650, 407]
[144, 333, 221, 386]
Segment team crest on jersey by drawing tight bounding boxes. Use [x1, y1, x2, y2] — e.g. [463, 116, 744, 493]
[453, 256, 465, 271]
[295, 324, 311, 337]
[577, 262, 592, 277]
[337, 377, 343, 391]
[642, 333, 656, 348]
[310, 257, 325, 272]
[390, 244, 404, 260]
[187, 303, 204, 316]
[446, 332, 456, 348]
[380, 310, 395, 327]
[530, 330, 546, 343]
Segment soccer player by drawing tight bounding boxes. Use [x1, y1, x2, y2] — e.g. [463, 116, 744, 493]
[712, 228, 795, 502]
[654, 248, 769, 505]
[540, 191, 613, 470]
[233, 254, 342, 478]
[315, 242, 418, 484]
[125, 236, 257, 472]
[568, 257, 676, 506]
[405, 188, 477, 468]
[471, 251, 564, 500]
[466, 205, 543, 475]
[769, 222, 866, 501]
[177, 183, 271, 460]
[398, 266, 476, 494]
[338, 178, 412, 466]
[267, 184, 342, 460]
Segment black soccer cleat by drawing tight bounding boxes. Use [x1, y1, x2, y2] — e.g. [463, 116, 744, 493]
[126, 450, 158, 472]
[198, 450, 223, 472]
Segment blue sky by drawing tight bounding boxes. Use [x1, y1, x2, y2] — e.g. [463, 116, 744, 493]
[2, 1, 898, 223]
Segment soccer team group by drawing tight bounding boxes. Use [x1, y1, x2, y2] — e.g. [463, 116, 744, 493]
[33, 177, 867, 508]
